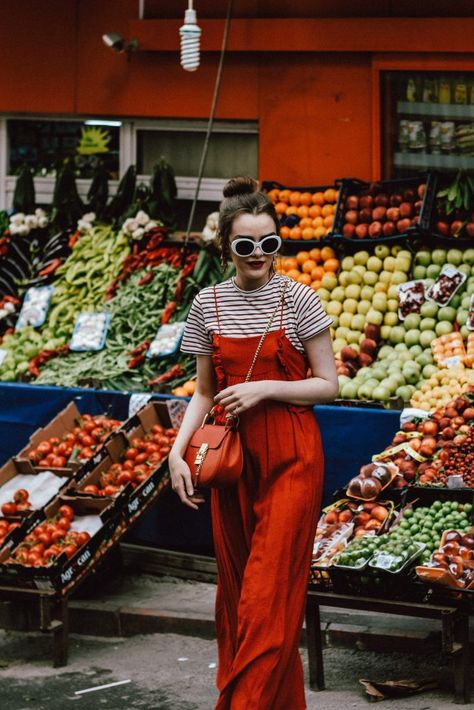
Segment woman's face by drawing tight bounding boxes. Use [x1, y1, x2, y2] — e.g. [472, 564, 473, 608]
[229, 213, 278, 290]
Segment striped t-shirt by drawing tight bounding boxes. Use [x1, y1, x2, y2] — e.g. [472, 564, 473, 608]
[181, 273, 332, 355]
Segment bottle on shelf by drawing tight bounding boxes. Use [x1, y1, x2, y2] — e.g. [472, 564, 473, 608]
[438, 77, 452, 105]
[454, 76, 468, 105]
[422, 77, 437, 103]
[406, 77, 418, 103]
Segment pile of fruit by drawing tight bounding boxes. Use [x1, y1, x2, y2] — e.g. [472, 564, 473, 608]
[333, 534, 388, 568]
[7, 504, 91, 567]
[1, 489, 32, 517]
[418, 529, 474, 589]
[267, 186, 339, 241]
[411, 364, 474, 411]
[275, 247, 339, 291]
[338, 181, 426, 239]
[321, 500, 391, 537]
[78, 423, 177, 497]
[28, 414, 121, 468]
[0, 519, 21, 547]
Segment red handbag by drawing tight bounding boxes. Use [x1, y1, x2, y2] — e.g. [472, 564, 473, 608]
[183, 281, 288, 489]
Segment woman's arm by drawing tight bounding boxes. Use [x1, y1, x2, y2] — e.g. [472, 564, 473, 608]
[169, 354, 216, 509]
[214, 328, 338, 411]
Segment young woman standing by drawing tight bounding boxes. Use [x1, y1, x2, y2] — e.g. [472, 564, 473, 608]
[169, 176, 338, 709]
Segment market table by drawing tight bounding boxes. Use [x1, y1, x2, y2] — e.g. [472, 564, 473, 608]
[305, 590, 472, 704]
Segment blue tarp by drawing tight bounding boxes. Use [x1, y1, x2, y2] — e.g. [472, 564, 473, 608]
[0, 383, 401, 554]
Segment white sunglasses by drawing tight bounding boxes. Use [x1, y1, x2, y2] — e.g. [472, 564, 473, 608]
[230, 234, 282, 258]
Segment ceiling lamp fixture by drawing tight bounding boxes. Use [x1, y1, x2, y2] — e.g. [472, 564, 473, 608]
[102, 32, 138, 58]
[179, 1, 201, 71]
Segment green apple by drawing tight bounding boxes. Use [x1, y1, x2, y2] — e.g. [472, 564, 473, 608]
[419, 330, 436, 348]
[366, 256, 383, 273]
[327, 301, 343, 316]
[387, 284, 399, 299]
[422, 364, 438, 379]
[450, 294, 461, 309]
[332, 338, 347, 354]
[384, 312, 399, 326]
[354, 251, 370, 266]
[409, 344, 423, 356]
[371, 367, 387, 381]
[345, 284, 361, 300]
[412, 265, 427, 280]
[372, 385, 390, 401]
[389, 326, 406, 344]
[363, 271, 378, 286]
[335, 327, 350, 340]
[381, 378, 399, 396]
[347, 330, 361, 344]
[461, 325, 470, 339]
[396, 385, 413, 401]
[361, 285, 375, 300]
[357, 367, 371, 379]
[330, 286, 345, 302]
[375, 244, 390, 259]
[339, 271, 350, 287]
[416, 352, 433, 367]
[379, 270, 392, 284]
[420, 301, 438, 318]
[318, 287, 332, 301]
[339, 312, 353, 328]
[341, 382, 358, 399]
[404, 329, 420, 346]
[338, 375, 351, 388]
[378, 345, 394, 359]
[372, 293, 387, 312]
[394, 342, 408, 352]
[331, 315, 340, 328]
[458, 264, 471, 277]
[353, 265, 367, 276]
[424, 278, 435, 288]
[357, 383, 375, 400]
[402, 364, 421, 385]
[404, 313, 421, 329]
[341, 256, 354, 270]
[432, 249, 447, 265]
[365, 378, 381, 389]
[415, 250, 432, 267]
[395, 257, 411, 273]
[380, 325, 392, 340]
[347, 271, 363, 285]
[398, 352, 413, 363]
[322, 273, 338, 290]
[391, 245, 402, 256]
[435, 321, 453, 336]
[467, 282, 474, 296]
[387, 371, 405, 388]
[427, 264, 442, 279]
[387, 298, 398, 312]
[447, 249, 463, 266]
[383, 256, 397, 272]
[438, 306, 457, 322]
[462, 248, 474, 265]
[462, 295, 471, 309]
[390, 270, 408, 285]
[357, 300, 371, 315]
[420, 317, 436, 331]
[366, 309, 383, 326]
[351, 314, 366, 331]
[343, 298, 358, 314]
[456, 309, 468, 326]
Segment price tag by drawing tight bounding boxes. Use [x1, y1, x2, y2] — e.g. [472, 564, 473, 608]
[128, 393, 152, 418]
[399, 408, 431, 426]
[166, 398, 188, 429]
[16, 285, 54, 329]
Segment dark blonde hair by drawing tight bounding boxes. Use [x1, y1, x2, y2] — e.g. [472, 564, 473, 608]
[218, 176, 279, 267]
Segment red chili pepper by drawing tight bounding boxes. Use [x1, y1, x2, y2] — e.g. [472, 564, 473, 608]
[160, 300, 177, 324]
[4, 295, 20, 305]
[138, 271, 154, 286]
[128, 353, 146, 369]
[147, 363, 185, 386]
[129, 340, 151, 357]
[68, 231, 81, 248]
[39, 258, 62, 277]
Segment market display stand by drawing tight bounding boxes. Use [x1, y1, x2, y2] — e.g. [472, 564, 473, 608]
[305, 590, 472, 704]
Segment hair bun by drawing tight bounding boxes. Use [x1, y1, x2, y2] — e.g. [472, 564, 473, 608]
[223, 176, 259, 199]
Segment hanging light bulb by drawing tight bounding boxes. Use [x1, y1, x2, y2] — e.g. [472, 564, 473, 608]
[179, 1, 201, 71]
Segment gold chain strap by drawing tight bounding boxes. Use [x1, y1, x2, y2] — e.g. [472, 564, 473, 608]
[244, 280, 288, 383]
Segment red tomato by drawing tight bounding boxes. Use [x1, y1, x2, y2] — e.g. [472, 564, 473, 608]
[135, 473, 148, 484]
[125, 448, 139, 460]
[135, 452, 148, 464]
[79, 433, 94, 447]
[1, 503, 17, 516]
[151, 424, 164, 435]
[37, 459, 50, 467]
[13, 489, 29, 503]
[51, 529, 67, 543]
[117, 471, 133, 486]
[37, 532, 52, 546]
[49, 437, 61, 446]
[56, 442, 70, 456]
[57, 517, 71, 530]
[43, 549, 57, 562]
[78, 447, 95, 459]
[27, 551, 42, 566]
[83, 484, 100, 495]
[62, 544, 78, 559]
[109, 463, 122, 476]
[58, 505, 74, 520]
[16, 502, 32, 512]
[103, 485, 119, 496]
[122, 460, 135, 472]
[37, 441, 52, 456]
[50, 455, 67, 468]
[76, 532, 91, 546]
[64, 432, 77, 444]
[30, 542, 45, 555]
[160, 446, 171, 456]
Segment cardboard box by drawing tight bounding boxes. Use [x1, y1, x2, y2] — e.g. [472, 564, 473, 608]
[0, 458, 72, 513]
[0, 496, 119, 591]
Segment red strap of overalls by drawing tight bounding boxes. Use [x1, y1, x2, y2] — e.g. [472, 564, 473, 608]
[213, 285, 221, 334]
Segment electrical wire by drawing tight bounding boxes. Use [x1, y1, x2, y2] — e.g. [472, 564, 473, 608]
[181, 0, 234, 264]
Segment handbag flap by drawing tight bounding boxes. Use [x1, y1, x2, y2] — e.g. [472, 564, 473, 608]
[188, 424, 233, 450]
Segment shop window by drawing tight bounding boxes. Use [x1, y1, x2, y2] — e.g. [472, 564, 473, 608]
[7, 119, 120, 179]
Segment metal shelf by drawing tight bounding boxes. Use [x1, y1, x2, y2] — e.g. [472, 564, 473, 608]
[397, 101, 474, 121]
[393, 152, 474, 171]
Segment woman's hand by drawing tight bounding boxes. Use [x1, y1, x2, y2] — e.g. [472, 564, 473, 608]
[169, 454, 205, 510]
[214, 381, 271, 415]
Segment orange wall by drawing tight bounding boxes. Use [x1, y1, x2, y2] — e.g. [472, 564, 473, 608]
[0, 1, 470, 186]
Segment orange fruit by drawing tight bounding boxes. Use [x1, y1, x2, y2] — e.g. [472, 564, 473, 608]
[311, 216, 324, 228]
[275, 201, 288, 215]
[297, 205, 309, 218]
[302, 259, 317, 274]
[324, 187, 338, 203]
[286, 268, 301, 281]
[283, 257, 298, 271]
[302, 227, 314, 240]
[323, 214, 335, 228]
[321, 204, 334, 217]
[299, 217, 313, 229]
[300, 192, 313, 206]
[312, 192, 325, 205]
[289, 191, 301, 205]
[297, 273, 311, 285]
[289, 226, 302, 240]
[279, 225, 291, 239]
[182, 380, 197, 395]
[286, 205, 299, 216]
[324, 257, 340, 272]
[314, 226, 327, 240]
[309, 247, 322, 262]
[321, 246, 336, 260]
[310, 280, 322, 291]
[279, 189, 291, 202]
[296, 250, 310, 265]
[172, 386, 189, 397]
[311, 265, 325, 280]
[308, 204, 322, 218]
[267, 189, 280, 203]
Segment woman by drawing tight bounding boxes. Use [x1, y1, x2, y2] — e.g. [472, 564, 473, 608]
[169, 176, 338, 709]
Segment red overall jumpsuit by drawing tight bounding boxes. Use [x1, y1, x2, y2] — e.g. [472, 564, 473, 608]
[211, 291, 324, 710]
